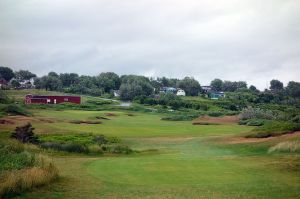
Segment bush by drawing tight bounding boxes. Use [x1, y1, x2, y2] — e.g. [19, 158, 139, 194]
[40, 142, 88, 153]
[161, 114, 199, 121]
[0, 90, 10, 104]
[1, 104, 29, 116]
[11, 123, 39, 144]
[238, 120, 248, 125]
[88, 145, 104, 154]
[92, 135, 108, 145]
[239, 106, 275, 120]
[86, 99, 113, 105]
[207, 111, 223, 117]
[246, 119, 265, 126]
[245, 121, 300, 138]
[0, 143, 35, 171]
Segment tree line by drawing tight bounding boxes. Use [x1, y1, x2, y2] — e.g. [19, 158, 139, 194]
[1, 66, 300, 101]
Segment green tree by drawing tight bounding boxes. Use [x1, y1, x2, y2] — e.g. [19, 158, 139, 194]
[236, 81, 247, 90]
[0, 66, 14, 81]
[119, 75, 153, 100]
[176, 77, 201, 96]
[95, 72, 120, 93]
[222, 81, 237, 92]
[15, 70, 36, 81]
[48, 71, 59, 77]
[270, 79, 283, 91]
[59, 73, 79, 87]
[11, 79, 21, 88]
[210, 79, 223, 91]
[249, 85, 259, 92]
[41, 75, 62, 91]
[286, 81, 300, 98]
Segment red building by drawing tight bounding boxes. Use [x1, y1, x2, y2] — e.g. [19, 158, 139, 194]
[25, 94, 81, 104]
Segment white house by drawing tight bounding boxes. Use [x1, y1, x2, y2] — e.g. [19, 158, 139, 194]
[176, 89, 186, 96]
[113, 90, 120, 97]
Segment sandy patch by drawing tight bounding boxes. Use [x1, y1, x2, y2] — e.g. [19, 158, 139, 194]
[69, 120, 102, 124]
[106, 113, 118, 117]
[192, 115, 239, 125]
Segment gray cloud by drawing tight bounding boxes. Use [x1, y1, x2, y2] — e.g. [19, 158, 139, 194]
[0, 0, 299, 89]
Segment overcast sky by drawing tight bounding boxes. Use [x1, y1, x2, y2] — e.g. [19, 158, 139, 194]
[0, 0, 299, 89]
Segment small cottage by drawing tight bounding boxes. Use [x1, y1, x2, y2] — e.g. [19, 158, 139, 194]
[176, 89, 186, 96]
[209, 92, 225, 99]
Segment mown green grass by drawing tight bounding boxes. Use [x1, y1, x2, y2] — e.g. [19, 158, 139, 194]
[16, 136, 300, 199]
[31, 110, 253, 138]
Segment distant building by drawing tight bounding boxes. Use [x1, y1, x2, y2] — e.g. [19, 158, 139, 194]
[176, 89, 186, 96]
[0, 78, 8, 88]
[209, 92, 225, 100]
[201, 86, 212, 93]
[25, 94, 81, 104]
[113, 90, 120, 97]
[160, 87, 177, 94]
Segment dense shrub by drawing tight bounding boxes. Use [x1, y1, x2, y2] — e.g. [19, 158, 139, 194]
[93, 135, 108, 145]
[88, 144, 104, 154]
[246, 119, 264, 126]
[245, 121, 300, 138]
[135, 94, 210, 111]
[0, 142, 35, 171]
[0, 90, 10, 104]
[1, 104, 29, 116]
[86, 99, 113, 105]
[11, 123, 39, 144]
[207, 111, 224, 117]
[161, 114, 199, 121]
[239, 106, 275, 120]
[40, 142, 89, 153]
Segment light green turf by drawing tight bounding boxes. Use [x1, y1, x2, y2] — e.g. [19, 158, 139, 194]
[17, 136, 300, 199]
[31, 110, 253, 137]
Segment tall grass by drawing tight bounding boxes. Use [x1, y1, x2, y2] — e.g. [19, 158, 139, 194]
[0, 155, 58, 198]
[268, 141, 300, 153]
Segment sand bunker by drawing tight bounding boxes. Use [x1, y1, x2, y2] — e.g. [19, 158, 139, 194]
[69, 120, 102, 124]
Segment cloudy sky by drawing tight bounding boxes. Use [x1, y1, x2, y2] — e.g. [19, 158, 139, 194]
[0, 0, 299, 89]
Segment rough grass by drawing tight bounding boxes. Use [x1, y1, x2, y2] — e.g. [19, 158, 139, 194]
[245, 121, 300, 138]
[0, 158, 58, 198]
[269, 140, 300, 153]
[0, 133, 59, 198]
